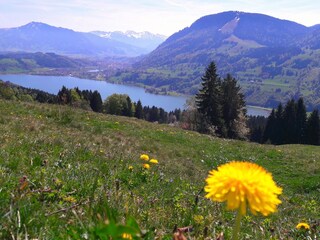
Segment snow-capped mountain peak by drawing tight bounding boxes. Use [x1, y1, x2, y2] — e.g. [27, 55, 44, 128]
[90, 30, 167, 53]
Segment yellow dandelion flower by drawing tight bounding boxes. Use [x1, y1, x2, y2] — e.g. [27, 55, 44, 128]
[205, 161, 282, 216]
[296, 222, 310, 230]
[140, 154, 149, 161]
[122, 233, 132, 239]
[143, 163, 150, 169]
[149, 159, 159, 164]
[128, 165, 133, 171]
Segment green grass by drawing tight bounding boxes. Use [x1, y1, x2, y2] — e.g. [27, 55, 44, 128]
[0, 99, 319, 239]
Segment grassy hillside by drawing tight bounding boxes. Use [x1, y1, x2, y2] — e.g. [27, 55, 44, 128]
[0, 99, 319, 239]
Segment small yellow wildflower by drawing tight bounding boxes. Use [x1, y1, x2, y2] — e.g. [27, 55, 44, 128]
[296, 222, 310, 230]
[193, 215, 204, 224]
[53, 178, 63, 187]
[63, 196, 77, 203]
[140, 154, 149, 161]
[205, 161, 282, 216]
[128, 165, 133, 171]
[149, 159, 159, 164]
[143, 163, 150, 169]
[122, 233, 132, 239]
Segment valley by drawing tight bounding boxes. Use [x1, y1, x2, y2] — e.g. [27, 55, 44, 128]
[1, 12, 320, 110]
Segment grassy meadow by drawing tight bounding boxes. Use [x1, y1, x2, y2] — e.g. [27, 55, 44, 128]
[0, 99, 319, 239]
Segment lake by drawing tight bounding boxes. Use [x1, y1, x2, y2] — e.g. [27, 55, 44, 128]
[0, 74, 271, 116]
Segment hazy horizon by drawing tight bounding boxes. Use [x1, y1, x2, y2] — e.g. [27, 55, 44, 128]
[0, 0, 319, 36]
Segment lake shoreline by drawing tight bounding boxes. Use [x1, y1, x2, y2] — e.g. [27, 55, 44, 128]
[246, 105, 272, 111]
[0, 71, 187, 98]
[0, 74, 187, 112]
[0, 73, 271, 116]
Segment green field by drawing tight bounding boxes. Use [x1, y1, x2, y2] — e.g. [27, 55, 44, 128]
[0, 99, 319, 239]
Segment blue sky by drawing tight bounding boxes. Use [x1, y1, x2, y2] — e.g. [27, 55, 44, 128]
[0, 0, 319, 35]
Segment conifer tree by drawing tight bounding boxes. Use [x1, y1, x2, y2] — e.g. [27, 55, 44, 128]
[134, 100, 143, 119]
[143, 106, 150, 121]
[263, 109, 277, 143]
[149, 106, 159, 122]
[221, 74, 247, 138]
[159, 108, 168, 123]
[250, 126, 263, 143]
[274, 103, 284, 144]
[122, 96, 133, 117]
[195, 61, 224, 135]
[90, 90, 103, 112]
[58, 86, 71, 104]
[283, 99, 297, 143]
[306, 110, 320, 145]
[295, 98, 307, 143]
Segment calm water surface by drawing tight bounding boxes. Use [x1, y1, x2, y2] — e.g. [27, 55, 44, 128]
[0, 74, 270, 116]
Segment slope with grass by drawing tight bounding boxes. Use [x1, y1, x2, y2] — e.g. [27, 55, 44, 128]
[0, 99, 319, 239]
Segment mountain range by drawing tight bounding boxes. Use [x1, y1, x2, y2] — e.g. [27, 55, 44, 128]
[91, 31, 166, 54]
[0, 22, 166, 57]
[1, 12, 320, 109]
[111, 11, 320, 109]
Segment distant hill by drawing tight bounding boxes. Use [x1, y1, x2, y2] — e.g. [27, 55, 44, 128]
[91, 30, 166, 54]
[111, 11, 320, 109]
[0, 22, 154, 57]
[0, 52, 93, 74]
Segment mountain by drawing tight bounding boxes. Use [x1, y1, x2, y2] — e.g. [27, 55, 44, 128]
[0, 22, 146, 57]
[137, 11, 309, 68]
[91, 30, 166, 54]
[111, 11, 320, 109]
[300, 28, 320, 49]
[310, 24, 320, 31]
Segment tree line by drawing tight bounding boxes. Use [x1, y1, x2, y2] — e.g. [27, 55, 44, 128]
[249, 98, 320, 145]
[57, 86, 183, 124]
[0, 80, 183, 125]
[0, 80, 57, 103]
